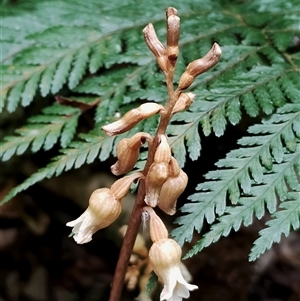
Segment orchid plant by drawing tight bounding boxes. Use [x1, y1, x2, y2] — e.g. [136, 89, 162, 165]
[66, 7, 221, 301]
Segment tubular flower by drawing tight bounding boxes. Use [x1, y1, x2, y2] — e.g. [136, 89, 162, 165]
[102, 103, 164, 136]
[67, 172, 143, 244]
[158, 157, 188, 215]
[166, 7, 180, 71]
[144, 135, 172, 207]
[66, 188, 121, 244]
[111, 132, 153, 176]
[178, 43, 221, 90]
[149, 238, 198, 301]
[143, 23, 168, 73]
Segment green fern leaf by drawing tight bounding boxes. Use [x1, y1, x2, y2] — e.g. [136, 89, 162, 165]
[51, 53, 74, 93]
[172, 104, 300, 247]
[249, 192, 300, 261]
[21, 72, 41, 107]
[0, 129, 114, 204]
[184, 147, 300, 259]
[39, 63, 57, 97]
[0, 103, 80, 160]
[68, 46, 91, 89]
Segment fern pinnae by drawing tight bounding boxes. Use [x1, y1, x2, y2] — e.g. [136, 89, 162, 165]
[0, 132, 110, 204]
[39, 62, 57, 97]
[60, 116, 79, 148]
[0, 103, 81, 161]
[68, 46, 91, 89]
[278, 74, 300, 103]
[172, 104, 300, 247]
[89, 42, 107, 74]
[7, 81, 26, 113]
[184, 146, 300, 259]
[249, 192, 300, 262]
[51, 53, 74, 94]
[21, 72, 41, 107]
[266, 80, 286, 108]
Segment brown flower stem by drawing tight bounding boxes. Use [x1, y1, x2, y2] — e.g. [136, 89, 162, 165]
[108, 181, 145, 301]
[108, 86, 181, 301]
[108, 135, 160, 301]
[108, 22, 182, 301]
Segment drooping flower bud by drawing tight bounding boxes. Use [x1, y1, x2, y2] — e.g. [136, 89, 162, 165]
[143, 23, 168, 73]
[178, 43, 222, 90]
[172, 92, 195, 115]
[110, 172, 144, 201]
[145, 135, 172, 207]
[66, 188, 121, 244]
[143, 206, 168, 242]
[102, 103, 164, 136]
[111, 132, 153, 176]
[158, 157, 188, 215]
[154, 134, 172, 163]
[149, 238, 198, 300]
[66, 172, 143, 244]
[144, 162, 169, 207]
[166, 7, 180, 71]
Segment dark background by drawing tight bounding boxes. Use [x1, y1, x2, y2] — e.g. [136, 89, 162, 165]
[1, 125, 299, 301]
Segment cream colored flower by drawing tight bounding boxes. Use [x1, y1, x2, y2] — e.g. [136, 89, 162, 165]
[67, 172, 143, 244]
[149, 238, 198, 301]
[66, 188, 121, 244]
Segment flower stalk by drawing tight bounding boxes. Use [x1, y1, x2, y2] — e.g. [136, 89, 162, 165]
[66, 6, 221, 301]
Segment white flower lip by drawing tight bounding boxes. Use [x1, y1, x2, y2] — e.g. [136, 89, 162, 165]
[66, 188, 121, 244]
[66, 208, 101, 244]
[149, 238, 198, 301]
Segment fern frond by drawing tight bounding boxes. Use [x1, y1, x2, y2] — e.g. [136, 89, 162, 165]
[0, 129, 116, 204]
[183, 143, 300, 259]
[249, 192, 300, 261]
[0, 103, 81, 161]
[172, 104, 300, 247]
[2, 0, 299, 216]
[167, 63, 293, 166]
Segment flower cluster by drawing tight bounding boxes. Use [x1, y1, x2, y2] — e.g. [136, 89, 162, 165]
[66, 6, 221, 301]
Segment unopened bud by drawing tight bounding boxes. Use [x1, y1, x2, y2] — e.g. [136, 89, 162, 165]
[158, 162, 188, 215]
[143, 206, 168, 242]
[172, 92, 195, 115]
[102, 103, 164, 136]
[166, 6, 178, 18]
[143, 23, 168, 73]
[110, 172, 143, 201]
[144, 162, 169, 207]
[166, 8, 180, 70]
[111, 132, 153, 175]
[154, 134, 172, 164]
[177, 73, 194, 91]
[178, 43, 221, 90]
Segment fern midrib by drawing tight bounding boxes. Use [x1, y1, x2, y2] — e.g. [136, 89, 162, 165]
[207, 148, 300, 234]
[168, 65, 292, 154]
[175, 110, 300, 234]
[282, 52, 300, 71]
[184, 144, 300, 257]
